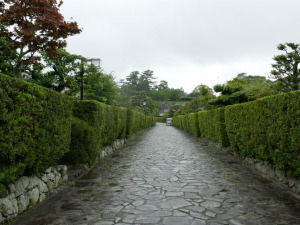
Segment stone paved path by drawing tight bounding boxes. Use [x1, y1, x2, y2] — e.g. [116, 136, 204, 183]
[12, 123, 300, 225]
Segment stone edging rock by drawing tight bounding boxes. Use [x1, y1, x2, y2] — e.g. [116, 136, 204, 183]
[0, 165, 67, 224]
[201, 139, 300, 195]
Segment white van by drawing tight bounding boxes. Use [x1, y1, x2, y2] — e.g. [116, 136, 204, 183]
[166, 118, 173, 126]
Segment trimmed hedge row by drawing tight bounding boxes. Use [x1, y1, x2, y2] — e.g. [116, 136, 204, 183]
[0, 74, 156, 188]
[126, 109, 156, 138]
[225, 91, 300, 177]
[173, 113, 199, 137]
[65, 101, 155, 166]
[0, 74, 72, 188]
[198, 108, 229, 147]
[173, 90, 300, 178]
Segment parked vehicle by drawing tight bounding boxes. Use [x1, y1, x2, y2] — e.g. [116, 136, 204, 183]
[166, 118, 173, 126]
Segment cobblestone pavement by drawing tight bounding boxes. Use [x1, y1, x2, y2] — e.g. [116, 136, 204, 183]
[12, 123, 300, 225]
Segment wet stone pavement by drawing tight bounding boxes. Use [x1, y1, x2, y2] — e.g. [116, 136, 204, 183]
[12, 123, 300, 225]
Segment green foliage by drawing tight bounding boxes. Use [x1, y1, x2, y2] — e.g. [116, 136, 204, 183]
[175, 85, 216, 116]
[83, 66, 117, 105]
[0, 36, 17, 76]
[210, 73, 277, 107]
[62, 117, 98, 166]
[126, 109, 156, 138]
[118, 70, 186, 115]
[270, 43, 300, 92]
[176, 95, 216, 115]
[64, 100, 153, 165]
[198, 108, 229, 147]
[172, 114, 200, 137]
[188, 84, 214, 97]
[27, 49, 84, 93]
[225, 90, 300, 177]
[155, 117, 166, 123]
[164, 104, 182, 118]
[174, 90, 300, 178]
[0, 74, 72, 185]
[187, 113, 200, 137]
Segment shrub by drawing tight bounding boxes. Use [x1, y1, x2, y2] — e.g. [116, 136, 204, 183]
[198, 108, 229, 147]
[0, 74, 72, 186]
[225, 91, 300, 177]
[62, 117, 98, 166]
[66, 101, 154, 165]
[187, 113, 200, 137]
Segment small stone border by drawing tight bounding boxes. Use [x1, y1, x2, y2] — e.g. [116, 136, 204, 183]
[200, 139, 300, 195]
[0, 165, 68, 224]
[0, 139, 128, 224]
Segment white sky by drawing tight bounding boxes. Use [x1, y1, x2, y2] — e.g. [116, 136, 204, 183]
[61, 0, 300, 93]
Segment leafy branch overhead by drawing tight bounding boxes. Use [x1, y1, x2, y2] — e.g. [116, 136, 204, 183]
[0, 0, 82, 78]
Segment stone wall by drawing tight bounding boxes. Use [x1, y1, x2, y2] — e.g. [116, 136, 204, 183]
[0, 165, 68, 224]
[244, 157, 300, 194]
[203, 139, 300, 195]
[0, 139, 132, 224]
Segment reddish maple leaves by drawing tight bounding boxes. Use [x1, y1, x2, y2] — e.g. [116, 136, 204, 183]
[0, 0, 82, 78]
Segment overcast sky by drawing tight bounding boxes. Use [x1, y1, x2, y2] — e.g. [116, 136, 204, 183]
[61, 0, 300, 93]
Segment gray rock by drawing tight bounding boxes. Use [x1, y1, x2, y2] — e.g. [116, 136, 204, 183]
[47, 180, 55, 191]
[62, 175, 68, 183]
[37, 179, 48, 193]
[57, 165, 68, 176]
[163, 217, 191, 225]
[255, 162, 269, 175]
[54, 173, 61, 187]
[14, 176, 29, 197]
[275, 169, 285, 182]
[8, 184, 16, 195]
[28, 188, 39, 205]
[45, 167, 52, 174]
[27, 177, 40, 190]
[39, 193, 46, 203]
[17, 194, 29, 213]
[41, 174, 48, 183]
[47, 172, 55, 181]
[0, 213, 3, 223]
[0, 195, 18, 217]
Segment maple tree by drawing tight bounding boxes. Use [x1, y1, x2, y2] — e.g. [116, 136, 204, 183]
[0, 0, 82, 78]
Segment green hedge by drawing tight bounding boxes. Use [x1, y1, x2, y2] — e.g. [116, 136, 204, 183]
[173, 114, 200, 137]
[198, 108, 229, 147]
[155, 117, 165, 123]
[0, 74, 72, 186]
[63, 117, 98, 166]
[64, 101, 155, 166]
[225, 91, 300, 177]
[0, 74, 156, 187]
[187, 113, 200, 137]
[174, 90, 300, 178]
[126, 109, 155, 138]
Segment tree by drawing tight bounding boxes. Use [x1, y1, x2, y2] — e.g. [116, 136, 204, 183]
[168, 88, 185, 101]
[189, 84, 214, 97]
[156, 80, 169, 90]
[137, 70, 157, 94]
[0, 36, 17, 76]
[176, 85, 216, 115]
[84, 67, 118, 105]
[0, 0, 81, 78]
[270, 43, 300, 92]
[28, 49, 84, 93]
[210, 73, 277, 107]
